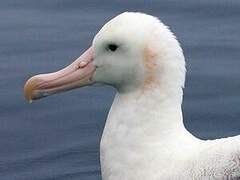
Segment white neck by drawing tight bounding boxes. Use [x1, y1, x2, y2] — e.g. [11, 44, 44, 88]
[100, 87, 204, 179]
[105, 87, 191, 141]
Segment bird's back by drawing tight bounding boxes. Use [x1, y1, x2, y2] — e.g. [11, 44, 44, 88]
[182, 135, 240, 179]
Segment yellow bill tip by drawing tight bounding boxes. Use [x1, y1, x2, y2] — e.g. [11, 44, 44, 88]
[24, 76, 37, 102]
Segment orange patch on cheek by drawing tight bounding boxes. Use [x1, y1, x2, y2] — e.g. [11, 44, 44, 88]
[144, 45, 158, 70]
[143, 45, 159, 88]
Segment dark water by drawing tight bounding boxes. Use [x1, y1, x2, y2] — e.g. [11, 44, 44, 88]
[0, 1, 240, 179]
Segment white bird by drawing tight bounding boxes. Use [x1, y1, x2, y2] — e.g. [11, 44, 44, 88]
[24, 12, 240, 180]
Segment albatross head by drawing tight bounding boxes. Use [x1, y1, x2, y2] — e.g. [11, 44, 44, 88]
[24, 12, 185, 102]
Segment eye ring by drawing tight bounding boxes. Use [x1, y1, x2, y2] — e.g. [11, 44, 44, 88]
[107, 44, 118, 52]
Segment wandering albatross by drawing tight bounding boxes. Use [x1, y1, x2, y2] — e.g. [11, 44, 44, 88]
[24, 12, 240, 180]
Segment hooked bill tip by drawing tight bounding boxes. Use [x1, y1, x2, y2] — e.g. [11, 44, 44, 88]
[24, 76, 37, 103]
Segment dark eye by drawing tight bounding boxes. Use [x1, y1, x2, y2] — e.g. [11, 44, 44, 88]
[107, 44, 118, 52]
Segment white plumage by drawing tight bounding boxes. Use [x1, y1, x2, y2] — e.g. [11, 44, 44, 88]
[95, 12, 240, 180]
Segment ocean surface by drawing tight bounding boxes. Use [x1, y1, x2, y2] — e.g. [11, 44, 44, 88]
[0, 1, 240, 179]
